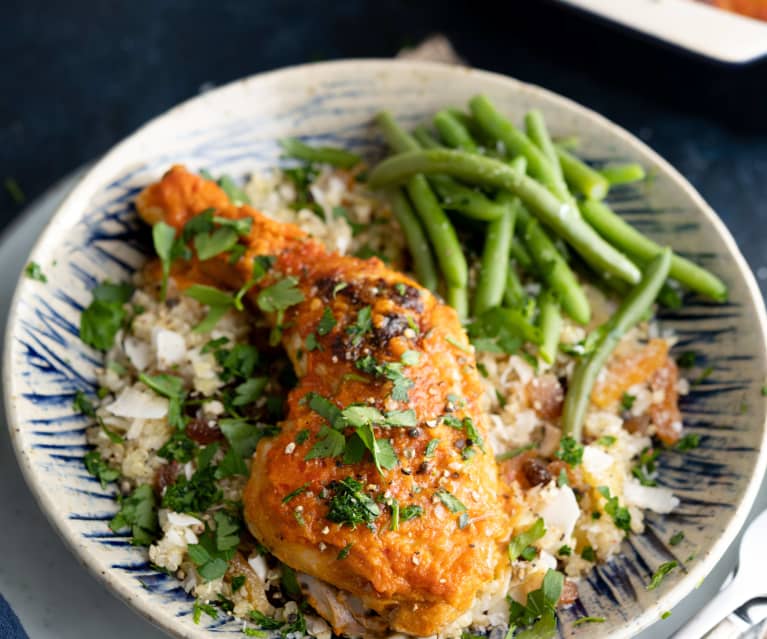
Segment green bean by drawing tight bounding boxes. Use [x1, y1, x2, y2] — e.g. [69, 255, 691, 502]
[518, 206, 591, 325]
[413, 126, 441, 149]
[510, 236, 534, 271]
[580, 199, 727, 301]
[561, 248, 672, 442]
[405, 177, 467, 289]
[376, 112, 419, 153]
[387, 189, 439, 291]
[474, 195, 517, 315]
[553, 136, 580, 151]
[368, 148, 641, 284]
[434, 110, 478, 153]
[555, 146, 610, 201]
[375, 113, 468, 289]
[600, 163, 646, 186]
[446, 286, 469, 320]
[525, 110, 562, 181]
[469, 95, 570, 202]
[504, 263, 526, 308]
[279, 137, 361, 169]
[430, 176, 507, 221]
[538, 290, 562, 364]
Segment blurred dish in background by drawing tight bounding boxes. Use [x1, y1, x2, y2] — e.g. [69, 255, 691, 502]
[558, 0, 767, 63]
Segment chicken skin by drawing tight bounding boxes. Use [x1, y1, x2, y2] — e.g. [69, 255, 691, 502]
[136, 166, 514, 637]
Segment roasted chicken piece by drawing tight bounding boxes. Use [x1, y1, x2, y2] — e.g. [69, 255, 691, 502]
[136, 166, 514, 637]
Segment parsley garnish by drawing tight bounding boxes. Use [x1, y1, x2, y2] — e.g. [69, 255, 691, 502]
[597, 486, 631, 532]
[257, 276, 304, 314]
[317, 307, 336, 335]
[83, 450, 119, 488]
[305, 425, 346, 460]
[467, 307, 536, 355]
[337, 543, 353, 559]
[73, 390, 96, 416]
[80, 281, 134, 350]
[162, 462, 222, 513]
[620, 392, 636, 410]
[152, 222, 176, 300]
[326, 478, 380, 528]
[109, 484, 158, 546]
[573, 617, 606, 626]
[138, 372, 186, 429]
[282, 483, 309, 504]
[187, 511, 241, 581]
[508, 518, 546, 562]
[193, 599, 218, 623]
[557, 468, 569, 487]
[676, 351, 697, 368]
[400, 504, 423, 522]
[670, 531, 684, 546]
[647, 560, 678, 590]
[425, 438, 439, 458]
[556, 436, 584, 466]
[596, 435, 617, 447]
[233, 377, 267, 407]
[633, 447, 660, 486]
[675, 433, 700, 451]
[157, 432, 197, 463]
[347, 306, 372, 345]
[558, 545, 572, 556]
[507, 569, 563, 638]
[24, 261, 46, 282]
[194, 226, 238, 261]
[231, 575, 246, 592]
[581, 546, 596, 561]
[435, 488, 466, 513]
[355, 353, 415, 401]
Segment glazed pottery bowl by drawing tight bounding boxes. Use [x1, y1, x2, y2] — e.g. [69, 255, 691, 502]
[5, 60, 767, 638]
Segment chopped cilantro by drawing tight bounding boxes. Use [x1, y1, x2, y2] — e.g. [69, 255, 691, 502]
[508, 518, 546, 562]
[152, 222, 176, 300]
[233, 255, 274, 309]
[425, 438, 440, 458]
[187, 512, 241, 581]
[80, 281, 134, 350]
[495, 444, 536, 461]
[192, 599, 218, 624]
[157, 432, 197, 463]
[435, 488, 466, 513]
[317, 307, 337, 335]
[647, 560, 678, 590]
[507, 569, 563, 638]
[675, 433, 700, 451]
[596, 435, 617, 447]
[305, 332, 320, 351]
[109, 484, 158, 546]
[138, 372, 185, 429]
[162, 464, 222, 514]
[581, 546, 596, 561]
[557, 545, 572, 556]
[24, 261, 46, 282]
[557, 468, 569, 487]
[633, 447, 660, 486]
[355, 353, 414, 401]
[337, 543, 353, 559]
[231, 575, 246, 593]
[83, 450, 119, 488]
[295, 429, 310, 445]
[305, 425, 346, 460]
[556, 436, 584, 466]
[597, 486, 631, 532]
[326, 478, 380, 528]
[257, 276, 304, 314]
[282, 483, 309, 504]
[217, 175, 251, 206]
[661, 611, 672, 620]
[467, 307, 538, 354]
[73, 390, 96, 417]
[346, 306, 372, 346]
[573, 616, 606, 626]
[220, 418, 275, 459]
[620, 392, 636, 410]
[400, 504, 423, 522]
[233, 377, 268, 407]
[676, 351, 697, 368]
[670, 531, 684, 546]
[194, 226, 239, 261]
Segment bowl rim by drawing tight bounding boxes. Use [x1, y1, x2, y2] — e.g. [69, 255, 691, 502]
[5, 57, 767, 639]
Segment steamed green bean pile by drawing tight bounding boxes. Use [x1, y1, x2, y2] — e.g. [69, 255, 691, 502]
[366, 96, 726, 440]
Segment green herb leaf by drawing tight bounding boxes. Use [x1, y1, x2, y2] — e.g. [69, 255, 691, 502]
[220, 418, 274, 458]
[435, 488, 466, 513]
[305, 425, 346, 460]
[326, 478, 380, 528]
[139, 372, 184, 398]
[282, 483, 309, 504]
[355, 422, 398, 474]
[647, 561, 678, 591]
[400, 505, 424, 521]
[109, 484, 158, 546]
[337, 543, 353, 559]
[25, 261, 47, 282]
[669, 531, 684, 546]
[80, 297, 127, 351]
[425, 438, 440, 458]
[233, 377, 268, 407]
[194, 226, 239, 261]
[675, 433, 700, 452]
[597, 486, 631, 532]
[184, 284, 235, 307]
[152, 222, 177, 300]
[556, 436, 584, 466]
[620, 392, 636, 410]
[596, 435, 617, 447]
[257, 276, 304, 313]
[346, 305, 372, 345]
[317, 307, 337, 335]
[84, 450, 120, 488]
[508, 518, 546, 562]
[158, 432, 197, 463]
[573, 616, 606, 626]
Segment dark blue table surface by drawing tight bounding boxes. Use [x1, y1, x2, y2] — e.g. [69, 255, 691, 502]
[1, 0, 766, 297]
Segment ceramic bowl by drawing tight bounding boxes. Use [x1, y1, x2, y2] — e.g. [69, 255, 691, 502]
[5, 60, 767, 638]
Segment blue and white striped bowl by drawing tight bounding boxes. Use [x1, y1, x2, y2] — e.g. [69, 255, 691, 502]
[4, 60, 767, 638]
